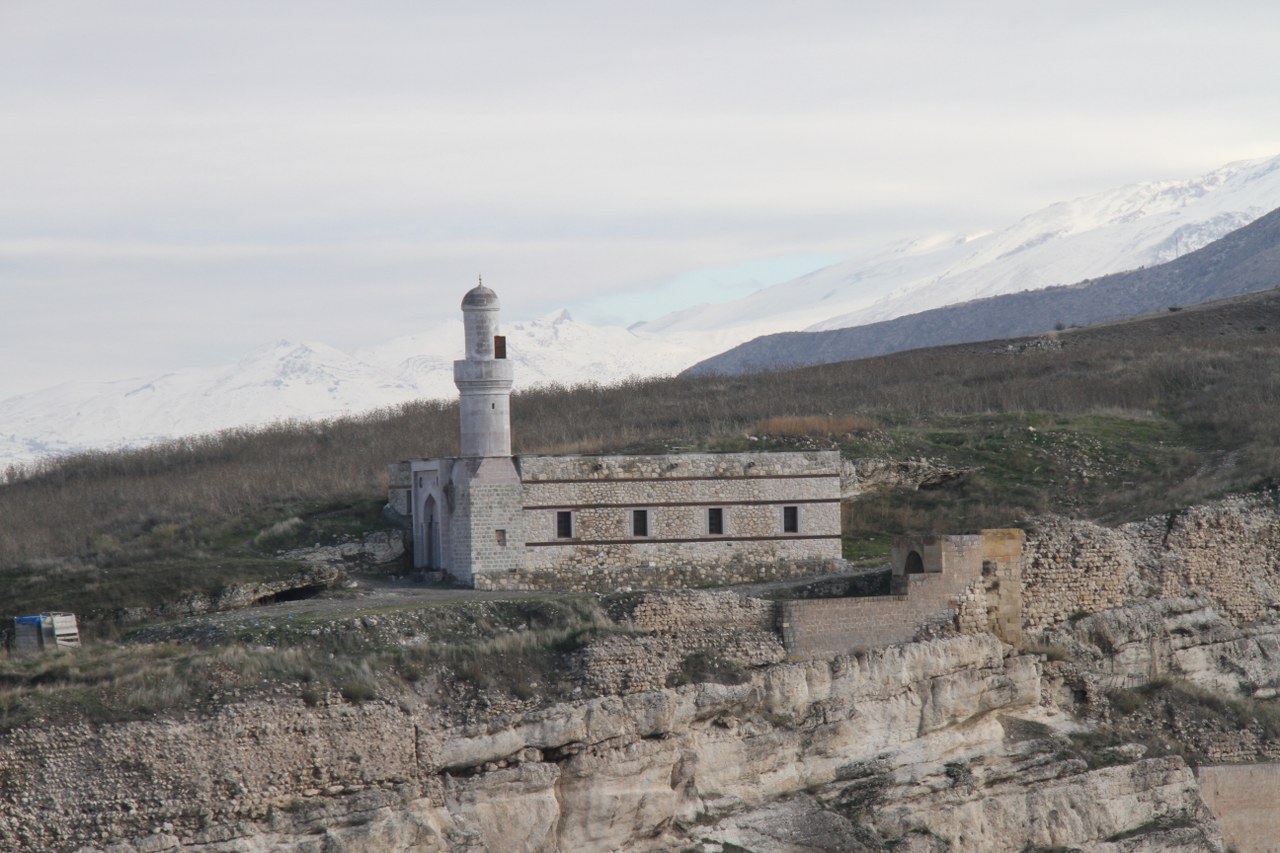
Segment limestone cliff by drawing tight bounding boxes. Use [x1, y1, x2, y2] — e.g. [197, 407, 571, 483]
[0, 634, 1224, 852]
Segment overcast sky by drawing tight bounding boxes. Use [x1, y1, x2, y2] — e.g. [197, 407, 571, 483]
[2, 1, 1279, 397]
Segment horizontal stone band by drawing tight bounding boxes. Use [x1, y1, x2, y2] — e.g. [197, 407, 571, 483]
[526, 533, 842, 547]
[523, 498, 841, 511]
[523, 472, 839, 485]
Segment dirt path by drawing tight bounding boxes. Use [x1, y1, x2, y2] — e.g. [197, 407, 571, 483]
[136, 562, 885, 642]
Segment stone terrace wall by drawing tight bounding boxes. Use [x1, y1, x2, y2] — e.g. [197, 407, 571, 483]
[1196, 763, 1280, 853]
[1023, 494, 1280, 632]
[577, 591, 785, 694]
[779, 544, 986, 658]
[474, 557, 841, 593]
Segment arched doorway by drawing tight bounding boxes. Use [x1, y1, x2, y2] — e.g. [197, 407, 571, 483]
[904, 550, 924, 574]
[424, 495, 442, 569]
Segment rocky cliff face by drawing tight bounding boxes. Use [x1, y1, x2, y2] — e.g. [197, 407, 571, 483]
[0, 634, 1225, 852]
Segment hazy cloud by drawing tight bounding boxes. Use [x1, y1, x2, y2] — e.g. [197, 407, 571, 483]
[1, 1, 1278, 395]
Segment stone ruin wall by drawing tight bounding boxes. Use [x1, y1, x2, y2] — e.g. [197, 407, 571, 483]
[579, 493, 1280, 676]
[777, 531, 1024, 659]
[1022, 494, 1280, 632]
[577, 591, 786, 694]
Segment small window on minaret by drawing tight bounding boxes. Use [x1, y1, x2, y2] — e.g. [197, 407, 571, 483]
[494, 335, 507, 359]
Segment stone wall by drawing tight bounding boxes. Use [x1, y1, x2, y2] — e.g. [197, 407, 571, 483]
[1022, 494, 1280, 632]
[779, 571, 974, 658]
[1151, 497, 1280, 624]
[456, 458, 525, 586]
[778, 530, 1024, 659]
[981, 528, 1025, 646]
[515, 450, 842, 581]
[1196, 763, 1280, 853]
[1022, 518, 1141, 630]
[474, 556, 840, 593]
[576, 592, 785, 694]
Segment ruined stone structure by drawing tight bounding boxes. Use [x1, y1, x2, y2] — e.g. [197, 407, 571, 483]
[777, 529, 1025, 658]
[388, 283, 843, 590]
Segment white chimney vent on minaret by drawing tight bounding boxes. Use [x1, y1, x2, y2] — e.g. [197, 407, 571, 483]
[453, 279, 513, 457]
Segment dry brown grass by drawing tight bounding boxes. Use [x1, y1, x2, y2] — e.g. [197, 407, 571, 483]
[754, 414, 880, 439]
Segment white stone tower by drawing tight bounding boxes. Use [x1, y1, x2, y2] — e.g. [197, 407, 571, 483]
[453, 281, 513, 457]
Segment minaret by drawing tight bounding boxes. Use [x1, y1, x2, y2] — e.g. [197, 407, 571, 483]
[454, 280, 513, 457]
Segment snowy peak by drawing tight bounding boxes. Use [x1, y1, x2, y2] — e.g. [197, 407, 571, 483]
[641, 154, 1280, 339]
[217, 339, 408, 399]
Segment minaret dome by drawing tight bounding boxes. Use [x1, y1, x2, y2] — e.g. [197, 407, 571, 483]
[453, 280, 513, 457]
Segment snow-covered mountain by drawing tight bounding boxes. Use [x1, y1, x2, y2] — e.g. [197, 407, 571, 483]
[4, 154, 1280, 472]
[638, 154, 1280, 339]
[0, 313, 703, 471]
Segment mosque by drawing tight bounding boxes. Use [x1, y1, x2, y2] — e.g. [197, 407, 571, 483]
[387, 282, 843, 590]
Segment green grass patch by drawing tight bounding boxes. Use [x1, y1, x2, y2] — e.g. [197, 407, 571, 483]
[842, 534, 892, 564]
[841, 411, 1202, 537]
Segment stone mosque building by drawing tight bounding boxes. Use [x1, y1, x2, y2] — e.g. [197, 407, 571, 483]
[387, 282, 843, 591]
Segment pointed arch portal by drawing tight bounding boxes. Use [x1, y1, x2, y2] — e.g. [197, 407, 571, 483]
[424, 494, 442, 570]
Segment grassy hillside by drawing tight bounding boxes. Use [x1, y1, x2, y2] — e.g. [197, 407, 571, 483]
[3, 288, 1279, 629]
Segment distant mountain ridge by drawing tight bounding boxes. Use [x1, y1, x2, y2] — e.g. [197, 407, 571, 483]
[683, 204, 1280, 377]
[640, 155, 1280, 344]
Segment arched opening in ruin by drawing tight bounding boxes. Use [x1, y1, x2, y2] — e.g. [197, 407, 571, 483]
[904, 550, 924, 574]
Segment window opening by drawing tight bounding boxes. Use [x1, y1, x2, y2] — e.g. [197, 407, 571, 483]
[783, 505, 799, 533]
[632, 509, 649, 537]
[556, 511, 573, 538]
[708, 507, 724, 535]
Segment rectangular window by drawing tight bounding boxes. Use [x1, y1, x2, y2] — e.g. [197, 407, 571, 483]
[632, 509, 649, 537]
[783, 505, 799, 533]
[556, 510, 573, 538]
[707, 507, 724, 535]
